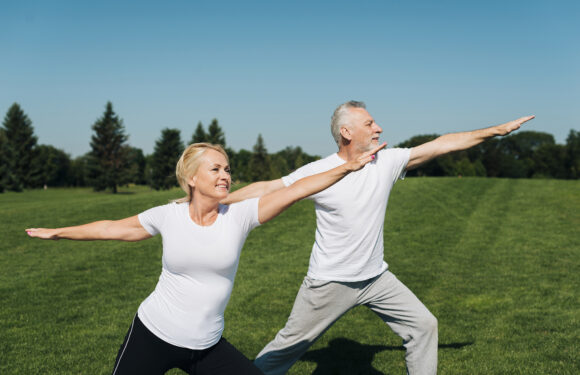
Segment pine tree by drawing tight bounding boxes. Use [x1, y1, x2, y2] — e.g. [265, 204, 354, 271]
[191, 121, 208, 144]
[248, 134, 271, 181]
[0, 129, 9, 192]
[207, 118, 226, 147]
[2, 103, 38, 189]
[151, 128, 184, 190]
[87, 102, 130, 193]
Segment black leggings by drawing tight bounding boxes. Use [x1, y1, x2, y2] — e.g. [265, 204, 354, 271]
[112, 315, 263, 375]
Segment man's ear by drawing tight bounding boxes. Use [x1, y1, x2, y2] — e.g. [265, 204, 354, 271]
[340, 126, 352, 141]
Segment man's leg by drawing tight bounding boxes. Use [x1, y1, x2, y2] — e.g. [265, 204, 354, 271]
[359, 271, 438, 375]
[255, 276, 357, 375]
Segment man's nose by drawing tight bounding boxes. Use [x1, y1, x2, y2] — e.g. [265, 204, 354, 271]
[374, 123, 383, 133]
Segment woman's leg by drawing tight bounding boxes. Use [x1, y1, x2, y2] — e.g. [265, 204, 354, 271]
[194, 337, 263, 375]
[111, 314, 190, 375]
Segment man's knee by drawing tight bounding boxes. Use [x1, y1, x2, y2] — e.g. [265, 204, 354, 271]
[418, 311, 438, 335]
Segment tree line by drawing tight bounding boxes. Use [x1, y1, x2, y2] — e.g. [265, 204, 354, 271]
[0, 102, 319, 193]
[1, 102, 578, 193]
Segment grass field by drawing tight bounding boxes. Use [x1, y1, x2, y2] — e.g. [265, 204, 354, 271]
[0, 178, 579, 374]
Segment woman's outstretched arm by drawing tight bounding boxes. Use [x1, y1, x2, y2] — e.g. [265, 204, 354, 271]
[26, 215, 152, 242]
[257, 143, 386, 224]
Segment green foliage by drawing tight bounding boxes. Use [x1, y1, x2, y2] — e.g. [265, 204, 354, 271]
[0, 129, 8, 192]
[1, 103, 38, 190]
[229, 148, 252, 182]
[150, 128, 184, 190]
[1, 179, 578, 374]
[565, 130, 580, 178]
[69, 153, 91, 187]
[274, 146, 320, 172]
[248, 134, 271, 181]
[207, 118, 226, 147]
[34, 145, 72, 187]
[87, 102, 130, 193]
[126, 147, 147, 185]
[398, 130, 579, 179]
[191, 121, 208, 144]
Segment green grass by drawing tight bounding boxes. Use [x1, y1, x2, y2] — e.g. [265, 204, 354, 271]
[0, 178, 578, 374]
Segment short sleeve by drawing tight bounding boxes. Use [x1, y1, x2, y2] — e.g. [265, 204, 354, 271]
[138, 204, 171, 236]
[229, 198, 261, 233]
[378, 148, 411, 184]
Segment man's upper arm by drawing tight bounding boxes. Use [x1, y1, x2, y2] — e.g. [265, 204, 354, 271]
[406, 141, 441, 171]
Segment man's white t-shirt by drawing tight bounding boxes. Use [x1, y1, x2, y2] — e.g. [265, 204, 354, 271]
[282, 148, 410, 282]
[137, 198, 260, 350]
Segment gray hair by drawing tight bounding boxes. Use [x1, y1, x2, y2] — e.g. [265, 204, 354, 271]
[330, 100, 366, 146]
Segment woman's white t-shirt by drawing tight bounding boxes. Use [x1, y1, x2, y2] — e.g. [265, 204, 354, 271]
[137, 198, 260, 350]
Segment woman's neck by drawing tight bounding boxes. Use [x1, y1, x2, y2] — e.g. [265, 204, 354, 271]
[188, 194, 220, 226]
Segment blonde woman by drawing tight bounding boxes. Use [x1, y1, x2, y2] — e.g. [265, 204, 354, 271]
[26, 142, 385, 375]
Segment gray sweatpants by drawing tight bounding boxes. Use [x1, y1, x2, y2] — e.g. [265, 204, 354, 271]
[254, 270, 438, 375]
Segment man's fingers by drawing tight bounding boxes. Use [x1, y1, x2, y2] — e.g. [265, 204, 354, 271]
[519, 115, 535, 124]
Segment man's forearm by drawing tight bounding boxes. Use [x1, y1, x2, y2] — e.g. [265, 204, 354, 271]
[436, 126, 502, 154]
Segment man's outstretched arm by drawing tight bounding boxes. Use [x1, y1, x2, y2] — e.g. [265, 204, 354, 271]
[221, 179, 286, 205]
[406, 115, 535, 170]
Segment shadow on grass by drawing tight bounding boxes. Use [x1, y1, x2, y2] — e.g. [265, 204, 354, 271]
[299, 338, 473, 375]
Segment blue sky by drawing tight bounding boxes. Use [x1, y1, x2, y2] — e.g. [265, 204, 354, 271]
[1, 0, 578, 157]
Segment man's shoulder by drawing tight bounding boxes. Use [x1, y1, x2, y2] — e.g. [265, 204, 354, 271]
[305, 153, 341, 169]
[282, 153, 339, 184]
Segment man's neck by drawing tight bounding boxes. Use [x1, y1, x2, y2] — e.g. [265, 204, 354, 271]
[336, 145, 364, 162]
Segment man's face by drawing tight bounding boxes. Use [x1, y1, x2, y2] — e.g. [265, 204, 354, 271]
[344, 107, 383, 152]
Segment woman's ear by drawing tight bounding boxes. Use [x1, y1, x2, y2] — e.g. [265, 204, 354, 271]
[188, 176, 197, 188]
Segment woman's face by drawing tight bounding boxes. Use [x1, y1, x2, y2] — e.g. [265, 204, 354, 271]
[189, 149, 231, 201]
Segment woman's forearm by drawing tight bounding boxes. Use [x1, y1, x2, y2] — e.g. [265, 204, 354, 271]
[26, 216, 151, 242]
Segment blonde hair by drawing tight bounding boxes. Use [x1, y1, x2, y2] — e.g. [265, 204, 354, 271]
[174, 143, 229, 203]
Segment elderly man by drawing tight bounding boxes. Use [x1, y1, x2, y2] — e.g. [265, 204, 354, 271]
[223, 101, 534, 374]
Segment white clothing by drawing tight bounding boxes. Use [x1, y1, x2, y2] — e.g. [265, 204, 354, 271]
[282, 148, 410, 282]
[137, 198, 260, 350]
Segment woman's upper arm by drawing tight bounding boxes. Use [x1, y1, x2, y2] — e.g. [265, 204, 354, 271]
[108, 215, 153, 241]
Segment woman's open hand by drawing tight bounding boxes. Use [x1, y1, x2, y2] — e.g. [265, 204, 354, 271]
[344, 142, 387, 172]
[26, 228, 59, 240]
